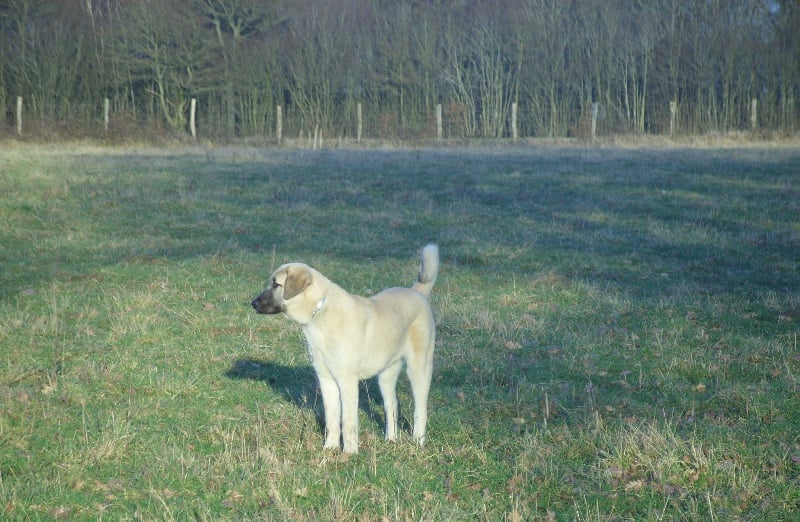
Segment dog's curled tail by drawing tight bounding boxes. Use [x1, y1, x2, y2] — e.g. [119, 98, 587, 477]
[413, 243, 439, 298]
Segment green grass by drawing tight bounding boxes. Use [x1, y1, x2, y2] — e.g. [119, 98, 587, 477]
[1, 143, 798, 520]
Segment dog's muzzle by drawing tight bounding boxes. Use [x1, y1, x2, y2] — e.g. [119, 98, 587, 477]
[251, 294, 284, 314]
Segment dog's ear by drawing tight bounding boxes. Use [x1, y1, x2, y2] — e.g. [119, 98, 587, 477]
[283, 266, 312, 300]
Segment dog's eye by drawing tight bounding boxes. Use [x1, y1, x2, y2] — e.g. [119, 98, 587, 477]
[272, 281, 281, 289]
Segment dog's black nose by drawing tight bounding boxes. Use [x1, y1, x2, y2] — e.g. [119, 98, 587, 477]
[250, 298, 259, 309]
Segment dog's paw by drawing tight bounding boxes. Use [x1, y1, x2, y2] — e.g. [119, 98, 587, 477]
[342, 442, 359, 454]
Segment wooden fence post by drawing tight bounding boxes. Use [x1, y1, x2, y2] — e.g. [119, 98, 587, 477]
[590, 102, 599, 140]
[189, 98, 197, 139]
[511, 102, 518, 140]
[104, 98, 110, 131]
[436, 103, 442, 139]
[750, 98, 757, 131]
[357, 102, 362, 143]
[16, 96, 23, 136]
[276, 106, 283, 144]
[669, 101, 677, 137]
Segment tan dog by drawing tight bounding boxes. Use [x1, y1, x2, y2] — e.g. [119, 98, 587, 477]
[251, 244, 439, 453]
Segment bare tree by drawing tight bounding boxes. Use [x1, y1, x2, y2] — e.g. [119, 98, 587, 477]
[515, 0, 573, 137]
[114, 1, 210, 131]
[279, 1, 359, 138]
[192, 0, 277, 137]
[0, 0, 98, 125]
[769, 0, 800, 130]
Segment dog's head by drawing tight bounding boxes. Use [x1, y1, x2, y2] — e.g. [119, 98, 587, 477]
[251, 263, 314, 317]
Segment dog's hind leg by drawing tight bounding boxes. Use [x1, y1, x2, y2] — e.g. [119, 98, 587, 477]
[406, 333, 434, 446]
[378, 360, 404, 441]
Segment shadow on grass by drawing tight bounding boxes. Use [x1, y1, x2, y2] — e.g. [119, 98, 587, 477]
[225, 359, 318, 408]
[224, 358, 409, 441]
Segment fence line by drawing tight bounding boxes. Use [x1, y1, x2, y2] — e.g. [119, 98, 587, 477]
[8, 96, 768, 142]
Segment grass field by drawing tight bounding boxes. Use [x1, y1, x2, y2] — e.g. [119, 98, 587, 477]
[1, 143, 798, 520]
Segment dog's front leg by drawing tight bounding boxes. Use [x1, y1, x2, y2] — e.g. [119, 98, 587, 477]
[339, 377, 360, 453]
[317, 371, 342, 450]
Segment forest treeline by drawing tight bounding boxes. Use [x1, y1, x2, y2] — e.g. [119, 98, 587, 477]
[1, 0, 798, 141]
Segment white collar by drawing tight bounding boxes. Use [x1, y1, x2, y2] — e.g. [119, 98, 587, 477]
[310, 296, 327, 319]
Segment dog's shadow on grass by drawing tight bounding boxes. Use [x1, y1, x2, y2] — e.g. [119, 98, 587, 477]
[224, 359, 409, 440]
